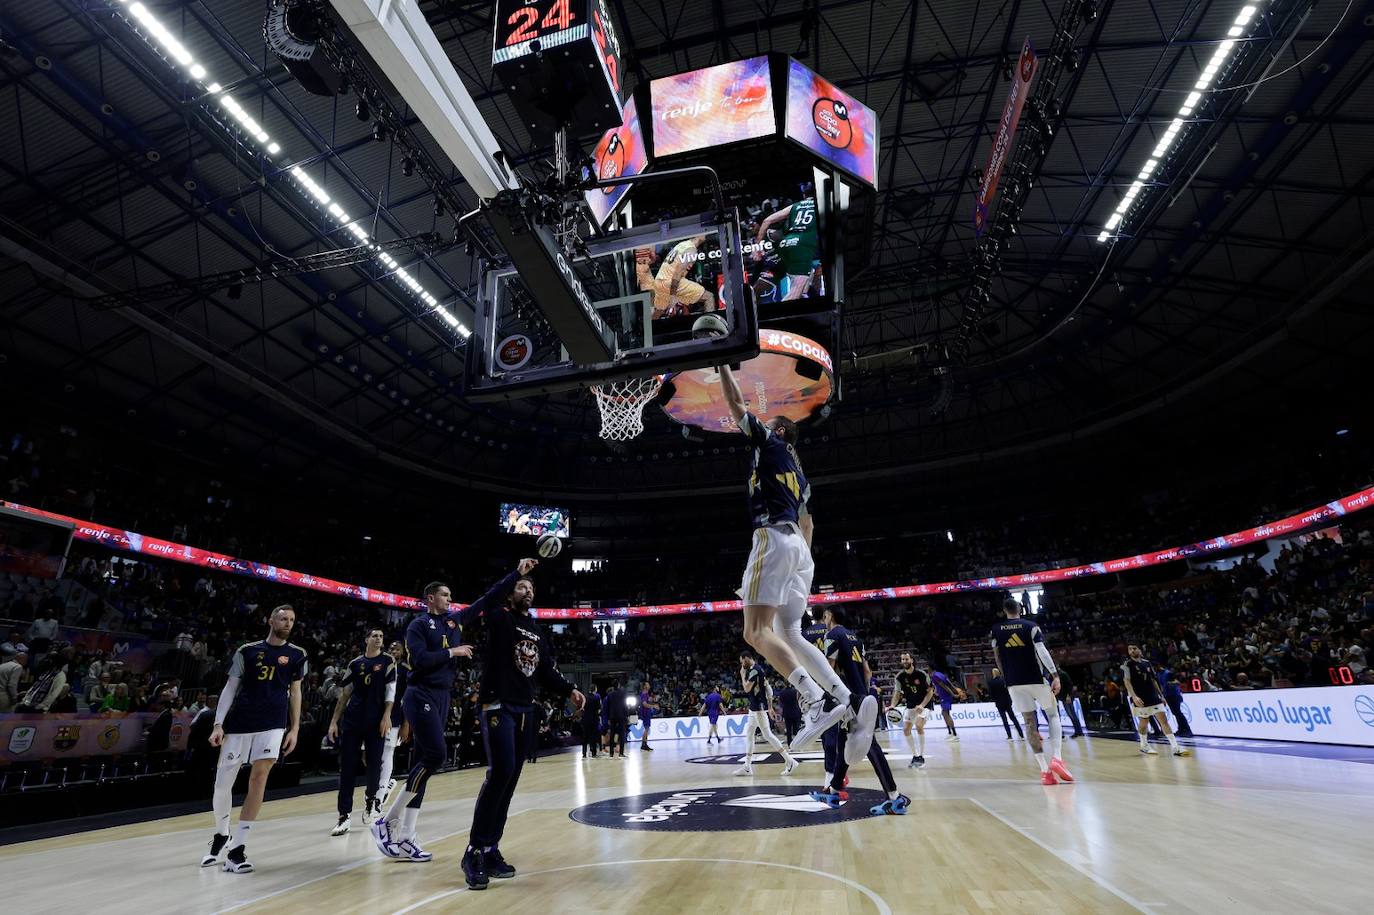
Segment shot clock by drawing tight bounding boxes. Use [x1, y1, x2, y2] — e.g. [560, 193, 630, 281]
[492, 0, 625, 137]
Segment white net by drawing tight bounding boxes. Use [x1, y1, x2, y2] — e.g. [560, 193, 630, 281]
[590, 375, 663, 442]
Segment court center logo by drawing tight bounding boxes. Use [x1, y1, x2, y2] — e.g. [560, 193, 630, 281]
[570, 785, 885, 832]
[1354, 694, 1374, 728]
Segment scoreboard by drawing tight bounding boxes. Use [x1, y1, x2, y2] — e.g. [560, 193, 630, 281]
[492, 0, 624, 136]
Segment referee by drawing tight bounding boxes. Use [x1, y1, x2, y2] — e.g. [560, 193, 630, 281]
[461, 559, 585, 891]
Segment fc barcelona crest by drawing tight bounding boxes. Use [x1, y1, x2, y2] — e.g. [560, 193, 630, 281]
[53, 725, 81, 752]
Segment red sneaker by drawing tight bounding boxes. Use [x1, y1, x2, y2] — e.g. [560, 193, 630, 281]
[1049, 757, 1075, 783]
[1040, 770, 1059, 786]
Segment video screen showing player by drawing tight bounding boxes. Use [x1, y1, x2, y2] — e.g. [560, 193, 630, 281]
[498, 503, 571, 538]
[630, 182, 825, 319]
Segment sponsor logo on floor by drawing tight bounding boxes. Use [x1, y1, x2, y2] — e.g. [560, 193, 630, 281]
[569, 785, 887, 832]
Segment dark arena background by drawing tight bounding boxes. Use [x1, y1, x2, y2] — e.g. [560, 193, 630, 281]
[2, 1, 1374, 912]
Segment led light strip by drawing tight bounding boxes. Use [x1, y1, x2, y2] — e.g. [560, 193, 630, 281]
[111, 1, 468, 335]
[1097, 3, 1264, 243]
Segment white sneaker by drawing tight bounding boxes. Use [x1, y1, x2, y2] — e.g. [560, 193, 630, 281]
[1140, 745, 1159, 755]
[222, 846, 253, 874]
[733, 764, 753, 776]
[200, 833, 229, 867]
[781, 756, 799, 776]
[331, 816, 351, 837]
[790, 698, 850, 752]
[393, 838, 433, 862]
[370, 816, 402, 858]
[946, 734, 960, 741]
[843, 695, 879, 767]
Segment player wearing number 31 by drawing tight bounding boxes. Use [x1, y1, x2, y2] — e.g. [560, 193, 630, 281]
[202, 604, 308, 874]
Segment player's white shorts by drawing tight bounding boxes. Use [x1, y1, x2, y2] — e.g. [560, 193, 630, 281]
[1132, 702, 1167, 718]
[1009, 684, 1056, 716]
[738, 523, 812, 612]
[902, 706, 929, 724]
[219, 728, 285, 767]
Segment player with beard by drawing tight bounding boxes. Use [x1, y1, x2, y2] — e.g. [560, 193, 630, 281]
[461, 561, 586, 891]
[202, 605, 306, 874]
[1123, 644, 1191, 757]
[887, 652, 934, 768]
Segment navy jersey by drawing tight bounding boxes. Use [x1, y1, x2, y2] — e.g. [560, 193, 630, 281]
[340, 653, 396, 728]
[404, 611, 465, 692]
[990, 618, 1051, 687]
[458, 575, 575, 707]
[739, 412, 810, 528]
[742, 666, 767, 711]
[390, 661, 409, 727]
[896, 668, 932, 707]
[778, 685, 802, 719]
[1122, 657, 1163, 705]
[582, 691, 602, 720]
[223, 639, 308, 734]
[803, 621, 827, 651]
[822, 625, 867, 696]
[703, 692, 723, 716]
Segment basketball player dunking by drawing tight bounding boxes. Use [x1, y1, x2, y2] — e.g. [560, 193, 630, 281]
[716, 365, 879, 754]
[202, 604, 307, 873]
[735, 652, 798, 776]
[990, 597, 1074, 784]
[887, 652, 934, 768]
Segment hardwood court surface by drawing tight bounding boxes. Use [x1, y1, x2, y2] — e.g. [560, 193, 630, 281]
[2, 728, 1371, 914]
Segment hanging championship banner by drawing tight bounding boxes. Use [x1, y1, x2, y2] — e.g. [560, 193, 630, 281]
[974, 38, 1038, 237]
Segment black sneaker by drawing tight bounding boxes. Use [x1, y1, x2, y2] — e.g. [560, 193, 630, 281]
[486, 847, 516, 879]
[200, 832, 229, 867]
[462, 847, 489, 890]
[223, 845, 254, 874]
[913, 755, 926, 768]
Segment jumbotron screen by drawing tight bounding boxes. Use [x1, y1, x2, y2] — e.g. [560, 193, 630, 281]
[630, 178, 829, 320]
[784, 58, 878, 188]
[585, 95, 647, 227]
[649, 56, 775, 157]
[499, 503, 571, 538]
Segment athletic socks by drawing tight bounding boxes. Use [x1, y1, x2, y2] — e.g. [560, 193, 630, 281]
[401, 806, 420, 841]
[1046, 713, 1063, 761]
[787, 668, 825, 704]
[385, 788, 417, 825]
[1139, 729, 1150, 748]
[212, 765, 234, 836]
[1033, 753, 1049, 773]
[904, 732, 916, 755]
[917, 732, 926, 755]
[231, 821, 252, 850]
[1165, 731, 1180, 750]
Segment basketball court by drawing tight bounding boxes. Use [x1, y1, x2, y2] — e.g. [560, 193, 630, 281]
[3, 728, 1370, 913]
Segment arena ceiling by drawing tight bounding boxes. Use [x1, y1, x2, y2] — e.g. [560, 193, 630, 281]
[2, 0, 1372, 501]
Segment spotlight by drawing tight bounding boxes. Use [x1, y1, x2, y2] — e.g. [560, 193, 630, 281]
[355, 97, 369, 121]
[373, 120, 388, 142]
[400, 156, 414, 177]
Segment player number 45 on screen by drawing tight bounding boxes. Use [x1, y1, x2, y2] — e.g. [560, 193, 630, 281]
[504, 0, 576, 47]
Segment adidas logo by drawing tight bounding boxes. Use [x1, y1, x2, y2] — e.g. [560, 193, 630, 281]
[1004, 633, 1026, 648]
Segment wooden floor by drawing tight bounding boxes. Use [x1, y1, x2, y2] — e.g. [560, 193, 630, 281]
[2, 729, 1372, 914]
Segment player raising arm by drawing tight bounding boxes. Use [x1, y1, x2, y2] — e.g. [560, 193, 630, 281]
[716, 364, 879, 756]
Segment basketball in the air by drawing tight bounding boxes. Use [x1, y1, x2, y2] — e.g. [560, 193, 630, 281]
[692, 313, 728, 338]
[537, 533, 562, 559]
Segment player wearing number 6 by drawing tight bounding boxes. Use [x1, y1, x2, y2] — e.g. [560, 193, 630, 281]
[716, 365, 879, 765]
[202, 604, 308, 874]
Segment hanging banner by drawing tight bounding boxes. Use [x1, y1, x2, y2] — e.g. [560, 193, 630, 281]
[974, 38, 1038, 236]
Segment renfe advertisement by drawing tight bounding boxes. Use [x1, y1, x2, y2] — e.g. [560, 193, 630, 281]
[1181, 685, 1374, 746]
[585, 95, 647, 226]
[650, 56, 775, 157]
[784, 58, 878, 188]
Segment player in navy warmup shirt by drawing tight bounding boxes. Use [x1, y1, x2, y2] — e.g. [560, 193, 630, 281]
[701, 688, 724, 743]
[203, 604, 308, 874]
[327, 627, 395, 835]
[368, 574, 505, 862]
[638, 684, 658, 751]
[810, 607, 908, 815]
[1122, 644, 1191, 757]
[735, 652, 797, 775]
[991, 597, 1071, 784]
[461, 560, 584, 890]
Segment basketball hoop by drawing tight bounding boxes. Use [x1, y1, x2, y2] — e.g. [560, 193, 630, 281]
[591, 375, 663, 442]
